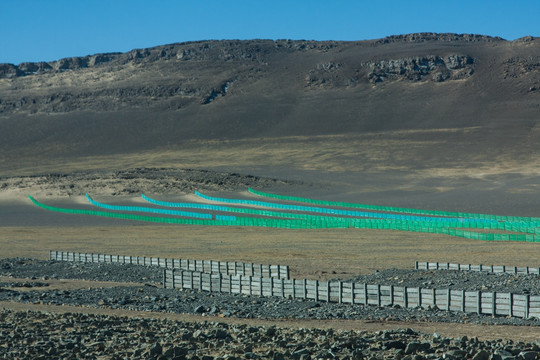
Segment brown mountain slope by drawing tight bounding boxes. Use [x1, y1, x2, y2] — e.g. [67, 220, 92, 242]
[0, 34, 539, 214]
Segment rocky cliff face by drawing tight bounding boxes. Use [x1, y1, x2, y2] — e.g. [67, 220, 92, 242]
[366, 55, 474, 83]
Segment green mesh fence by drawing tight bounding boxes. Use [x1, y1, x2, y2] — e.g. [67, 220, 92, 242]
[248, 188, 540, 223]
[145, 194, 539, 234]
[29, 195, 540, 242]
[86, 194, 215, 219]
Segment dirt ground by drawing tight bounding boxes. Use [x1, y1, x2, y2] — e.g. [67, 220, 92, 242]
[2, 300, 540, 342]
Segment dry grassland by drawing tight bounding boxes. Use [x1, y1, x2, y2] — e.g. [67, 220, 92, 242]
[2, 225, 539, 280]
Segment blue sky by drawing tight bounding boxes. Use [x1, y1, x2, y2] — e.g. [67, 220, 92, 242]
[1, 0, 539, 64]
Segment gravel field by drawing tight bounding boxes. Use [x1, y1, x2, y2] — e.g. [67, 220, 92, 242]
[1, 259, 540, 359]
[1, 258, 540, 329]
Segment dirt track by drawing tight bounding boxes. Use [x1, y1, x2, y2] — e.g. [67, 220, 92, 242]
[2, 300, 540, 342]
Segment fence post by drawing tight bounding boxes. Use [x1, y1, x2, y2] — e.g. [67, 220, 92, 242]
[209, 273, 212, 293]
[418, 287, 422, 308]
[461, 290, 465, 312]
[198, 272, 203, 291]
[525, 295, 530, 319]
[338, 281, 343, 304]
[314, 281, 319, 302]
[492, 291, 496, 317]
[404, 286, 408, 308]
[292, 279, 296, 299]
[477, 291, 481, 314]
[281, 278, 285, 298]
[327, 281, 331, 302]
[163, 269, 167, 289]
[363, 284, 368, 305]
[390, 285, 394, 307]
[303, 279, 307, 299]
[446, 289, 450, 311]
[377, 284, 381, 307]
[415, 261, 418, 270]
[228, 274, 232, 294]
[351, 282, 355, 304]
[171, 268, 175, 289]
[180, 271, 184, 290]
[190, 271, 194, 290]
[509, 293, 513, 317]
[218, 273, 222, 293]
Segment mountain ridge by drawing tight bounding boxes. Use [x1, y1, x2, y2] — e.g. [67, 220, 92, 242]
[0, 33, 513, 72]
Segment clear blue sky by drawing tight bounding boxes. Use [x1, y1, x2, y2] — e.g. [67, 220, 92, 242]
[1, 0, 539, 64]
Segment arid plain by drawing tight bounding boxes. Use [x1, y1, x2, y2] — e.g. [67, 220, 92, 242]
[1, 34, 540, 342]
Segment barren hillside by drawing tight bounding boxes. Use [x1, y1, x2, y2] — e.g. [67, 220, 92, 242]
[1, 33, 539, 214]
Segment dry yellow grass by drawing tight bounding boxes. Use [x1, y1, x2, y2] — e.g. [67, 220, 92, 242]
[2, 225, 539, 280]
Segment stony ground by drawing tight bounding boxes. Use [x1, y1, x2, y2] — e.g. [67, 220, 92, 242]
[2, 308, 540, 360]
[1, 259, 540, 327]
[0, 167, 298, 197]
[2, 258, 540, 359]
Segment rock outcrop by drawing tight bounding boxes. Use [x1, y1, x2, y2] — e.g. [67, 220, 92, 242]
[366, 55, 474, 83]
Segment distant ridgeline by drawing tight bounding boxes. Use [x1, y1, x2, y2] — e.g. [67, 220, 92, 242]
[29, 188, 540, 242]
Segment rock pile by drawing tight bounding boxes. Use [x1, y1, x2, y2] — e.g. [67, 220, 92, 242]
[1, 309, 539, 360]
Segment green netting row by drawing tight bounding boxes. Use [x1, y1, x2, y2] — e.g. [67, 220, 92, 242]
[29, 196, 343, 229]
[248, 188, 540, 223]
[29, 196, 540, 242]
[142, 194, 231, 212]
[147, 194, 539, 233]
[86, 194, 216, 219]
[196, 191, 539, 231]
[194, 191, 502, 224]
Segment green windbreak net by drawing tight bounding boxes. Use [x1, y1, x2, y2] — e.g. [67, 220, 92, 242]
[28, 193, 540, 242]
[86, 194, 215, 219]
[248, 188, 540, 224]
[193, 191, 539, 233]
